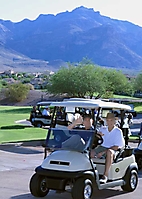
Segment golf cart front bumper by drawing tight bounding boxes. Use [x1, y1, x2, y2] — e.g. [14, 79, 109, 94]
[36, 165, 95, 179]
[35, 166, 96, 190]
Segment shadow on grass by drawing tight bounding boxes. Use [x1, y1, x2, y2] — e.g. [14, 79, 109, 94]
[1, 125, 32, 130]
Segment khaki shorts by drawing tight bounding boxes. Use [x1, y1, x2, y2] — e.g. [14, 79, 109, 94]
[94, 146, 107, 158]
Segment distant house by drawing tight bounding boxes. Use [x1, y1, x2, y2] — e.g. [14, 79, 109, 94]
[4, 70, 15, 76]
[3, 78, 16, 84]
[31, 77, 49, 89]
[30, 78, 45, 89]
[50, 71, 55, 75]
[125, 74, 136, 81]
[0, 70, 15, 78]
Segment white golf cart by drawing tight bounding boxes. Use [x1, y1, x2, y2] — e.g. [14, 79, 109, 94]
[29, 99, 138, 199]
[29, 101, 53, 128]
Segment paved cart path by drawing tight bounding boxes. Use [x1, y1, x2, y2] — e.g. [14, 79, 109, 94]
[0, 144, 142, 199]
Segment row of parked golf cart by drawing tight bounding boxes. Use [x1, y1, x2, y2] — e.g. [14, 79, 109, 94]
[29, 98, 137, 128]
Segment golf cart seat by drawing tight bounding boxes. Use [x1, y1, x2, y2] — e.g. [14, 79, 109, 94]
[92, 146, 133, 164]
[92, 157, 106, 164]
[92, 152, 121, 165]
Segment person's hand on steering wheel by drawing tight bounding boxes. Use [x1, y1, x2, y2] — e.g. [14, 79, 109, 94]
[92, 131, 103, 149]
[97, 132, 104, 137]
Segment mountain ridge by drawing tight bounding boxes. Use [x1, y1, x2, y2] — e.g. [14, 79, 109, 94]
[0, 6, 142, 72]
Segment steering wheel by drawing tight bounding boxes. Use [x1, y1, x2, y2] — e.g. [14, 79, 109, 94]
[92, 132, 103, 149]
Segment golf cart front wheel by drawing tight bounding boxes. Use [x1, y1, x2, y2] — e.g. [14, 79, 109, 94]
[121, 170, 138, 192]
[72, 178, 93, 199]
[29, 173, 49, 197]
[35, 122, 43, 128]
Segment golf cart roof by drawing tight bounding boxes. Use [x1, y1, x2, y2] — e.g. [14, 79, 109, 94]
[63, 97, 109, 102]
[50, 99, 131, 110]
[36, 101, 54, 106]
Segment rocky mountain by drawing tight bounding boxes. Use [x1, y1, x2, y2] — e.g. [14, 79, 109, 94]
[0, 20, 66, 72]
[1, 6, 142, 72]
[0, 44, 51, 72]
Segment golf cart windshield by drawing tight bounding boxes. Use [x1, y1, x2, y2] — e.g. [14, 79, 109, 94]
[45, 128, 94, 152]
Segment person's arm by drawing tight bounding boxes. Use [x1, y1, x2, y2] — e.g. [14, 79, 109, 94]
[97, 131, 104, 136]
[68, 116, 83, 130]
[110, 129, 125, 151]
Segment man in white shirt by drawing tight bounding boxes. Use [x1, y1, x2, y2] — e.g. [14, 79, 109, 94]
[91, 113, 125, 183]
[42, 106, 50, 116]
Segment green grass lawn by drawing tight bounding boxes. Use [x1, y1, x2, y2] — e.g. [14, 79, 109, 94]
[113, 94, 139, 99]
[0, 106, 47, 144]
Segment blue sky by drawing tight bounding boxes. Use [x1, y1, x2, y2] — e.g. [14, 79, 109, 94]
[0, 0, 142, 26]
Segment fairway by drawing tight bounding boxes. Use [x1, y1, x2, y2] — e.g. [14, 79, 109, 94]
[0, 106, 47, 144]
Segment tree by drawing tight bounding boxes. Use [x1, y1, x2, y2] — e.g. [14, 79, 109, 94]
[134, 73, 142, 92]
[75, 63, 106, 98]
[47, 63, 106, 97]
[4, 82, 30, 102]
[101, 68, 131, 96]
[22, 77, 31, 84]
[0, 80, 7, 87]
[0, 81, 2, 90]
[46, 61, 132, 98]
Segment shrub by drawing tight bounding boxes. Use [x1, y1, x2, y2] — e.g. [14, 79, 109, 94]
[102, 91, 114, 99]
[26, 83, 34, 90]
[4, 82, 30, 102]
